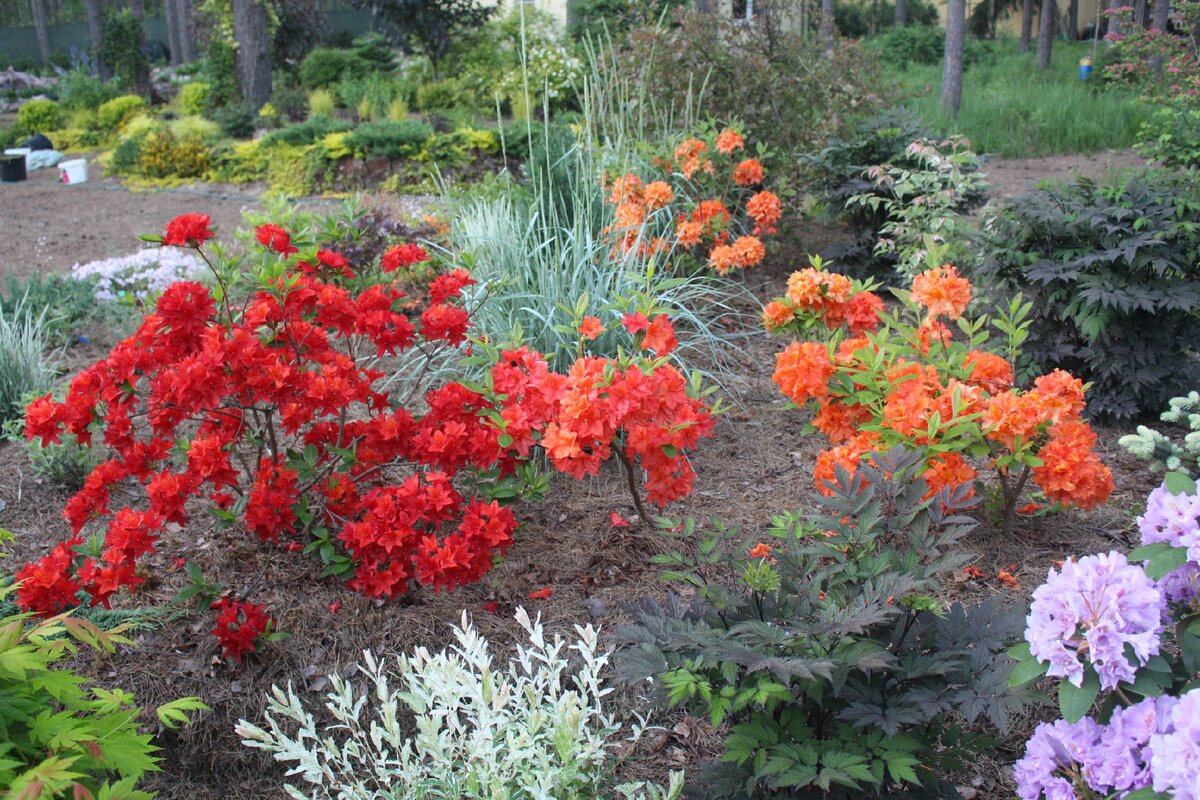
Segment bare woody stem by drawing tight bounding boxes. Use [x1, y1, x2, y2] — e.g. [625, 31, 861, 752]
[615, 447, 649, 525]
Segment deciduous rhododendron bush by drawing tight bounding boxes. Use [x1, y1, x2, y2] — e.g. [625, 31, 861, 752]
[765, 260, 1113, 528]
[16, 213, 718, 643]
[603, 125, 782, 275]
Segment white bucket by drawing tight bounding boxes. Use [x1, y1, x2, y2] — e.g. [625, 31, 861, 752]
[4, 147, 31, 168]
[60, 158, 88, 185]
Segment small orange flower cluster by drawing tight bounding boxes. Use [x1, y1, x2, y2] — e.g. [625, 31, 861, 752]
[768, 263, 1114, 515]
[603, 126, 781, 275]
[763, 265, 885, 335]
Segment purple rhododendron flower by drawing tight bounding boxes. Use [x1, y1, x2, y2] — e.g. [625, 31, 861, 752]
[1147, 688, 1200, 800]
[1025, 552, 1164, 690]
[1139, 484, 1200, 603]
[1014, 717, 1102, 800]
[1087, 696, 1177, 792]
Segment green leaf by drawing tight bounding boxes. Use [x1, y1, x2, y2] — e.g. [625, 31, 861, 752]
[1164, 471, 1197, 496]
[1059, 668, 1100, 722]
[1130, 542, 1189, 580]
[155, 697, 210, 730]
[1008, 655, 1049, 688]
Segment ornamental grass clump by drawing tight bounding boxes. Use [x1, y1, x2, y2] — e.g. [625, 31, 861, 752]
[765, 258, 1113, 530]
[236, 608, 684, 800]
[1008, 471, 1200, 800]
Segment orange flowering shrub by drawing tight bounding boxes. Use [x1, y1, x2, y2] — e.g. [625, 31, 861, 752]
[602, 124, 781, 275]
[766, 261, 1114, 529]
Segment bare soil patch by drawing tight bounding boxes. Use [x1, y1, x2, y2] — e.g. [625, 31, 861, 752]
[981, 148, 1148, 200]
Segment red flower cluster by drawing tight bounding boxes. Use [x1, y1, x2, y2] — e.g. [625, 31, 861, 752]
[767, 263, 1114, 516]
[211, 597, 272, 662]
[603, 127, 779, 274]
[15, 218, 508, 615]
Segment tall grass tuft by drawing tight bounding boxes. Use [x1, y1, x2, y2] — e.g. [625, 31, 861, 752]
[0, 299, 57, 423]
[897, 41, 1149, 157]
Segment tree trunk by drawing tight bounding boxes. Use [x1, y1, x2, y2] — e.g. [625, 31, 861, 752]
[232, 0, 272, 110]
[1036, 0, 1057, 68]
[1067, 0, 1078, 38]
[1134, 0, 1148, 25]
[895, 0, 908, 26]
[941, 0, 966, 116]
[1151, 0, 1171, 73]
[1108, 0, 1122, 36]
[819, 0, 835, 47]
[29, 0, 50, 66]
[1020, 0, 1035, 51]
[82, 0, 110, 78]
[175, 0, 197, 62]
[163, 0, 181, 65]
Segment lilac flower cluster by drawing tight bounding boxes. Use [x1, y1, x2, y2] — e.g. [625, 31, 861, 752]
[1139, 484, 1200, 603]
[1015, 695, 1187, 800]
[1025, 552, 1164, 690]
[71, 248, 207, 302]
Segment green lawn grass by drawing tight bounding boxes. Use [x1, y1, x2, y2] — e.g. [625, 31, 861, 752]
[894, 40, 1149, 157]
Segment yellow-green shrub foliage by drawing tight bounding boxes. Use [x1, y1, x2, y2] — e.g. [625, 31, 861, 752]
[16, 99, 63, 134]
[265, 143, 323, 196]
[177, 82, 211, 116]
[136, 131, 210, 179]
[170, 115, 221, 144]
[97, 95, 147, 131]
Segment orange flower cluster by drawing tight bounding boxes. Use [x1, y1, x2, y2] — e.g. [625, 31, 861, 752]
[767, 263, 1114, 512]
[763, 266, 884, 335]
[602, 127, 779, 275]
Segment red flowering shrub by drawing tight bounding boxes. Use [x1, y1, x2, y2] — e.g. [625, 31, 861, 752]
[766, 260, 1114, 529]
[211, 598, 274, 662]
[17, 215, 516, 616]
[603, 125, 781, 275]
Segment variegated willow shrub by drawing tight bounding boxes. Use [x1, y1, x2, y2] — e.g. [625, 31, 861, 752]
[614, 449, 1034, 799]
[602, 126, 782, 276]
[237, 608, 685, 800]
[763, 259, 1113, 532]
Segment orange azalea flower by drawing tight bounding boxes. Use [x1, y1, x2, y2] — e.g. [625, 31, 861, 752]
[674, 138, 710, 178]
[812, 399, 867, 444]
[1033, 369, 1086, 424]
[614, 201, 647, 229]
[676, 220, 703, 249]
[731, 235, 766, 268]
[922, 452, 977, 497]
[761, 300, 796, 331]
[773, 341, 834, 405]
[845, 291, 884, 334]
[541, 423, 582, 462]
[786, 268, 825, 308]
[1032, 419, 1114, 510]
[709, 244, 739, 274]
[916, 317, 953, 352]
[747, 191, 782, 231]
[733, 158, 765, 187]
[693, 200, 731, 230]
[822, 272, 853, 304]
[578, 316, 605, 340]
[748, 542, 773, 559]
[642, 315, 678, 355]
[981, 390, 1048, 450]
[610, 173, 643, 204]
[964, 350, 1014, 394]
[643, 180, 674, 210]
[911, 264, 972, 320]
[716, 128, 746, 154]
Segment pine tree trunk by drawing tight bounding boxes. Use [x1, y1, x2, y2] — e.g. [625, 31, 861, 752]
[819, 0, 835, 47]
[175, 0, 197, 62]
[1020, 0, 1035, 51]
[1108, 0, 1123, 36]
[163, 0, 181, 65]
[1151, 0, 1171, 73]
[232, 0, 272, 110]
[941, 0, 966, 116]
[1067, 0, 1078, 38]
[30, 0, 51, 66]
[83, 0, 110, 78]
[1134, 0, 1148, 25]
[1036, 0, 1057, 68]
[895, 0, 908, 26]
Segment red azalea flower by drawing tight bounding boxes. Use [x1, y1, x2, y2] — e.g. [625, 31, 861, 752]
[381, 243, 429, 271]
[255, 224, 298, 255]
[163, 214, 215, 248]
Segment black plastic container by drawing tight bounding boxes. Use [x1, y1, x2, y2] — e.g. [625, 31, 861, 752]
[0, 154, 27, 183]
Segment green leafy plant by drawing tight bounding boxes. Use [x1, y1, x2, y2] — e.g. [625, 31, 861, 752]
[56, 70, 122, 112]
[973, 169, 1200, 418]
[344, 119, 433, 159]
[261, 116, 353, 148]
[298, 47, 371, 90]
[0, 299, 56, 424]
[99, 9, 150, 92]
[237, 607, 684, 800]
[0, 530, 209, 798]
[1136, 102, 1200, 170]
[177, 82, 212, 116]
[1119, 391, 1200, 476]
[614, 448, 1034, 799]
[1, 270, 96, 346]
[15, 98, 62, 135]
[96, 94, 147, 131]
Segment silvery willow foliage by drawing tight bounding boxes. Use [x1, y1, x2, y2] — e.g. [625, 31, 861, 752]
[1009, 471, 1200, 799]
[1120, 391, 1200, 477]
[71, 248, 207, 302]
[614, 448, 1031, 799]
[236, 608, 684, 800]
